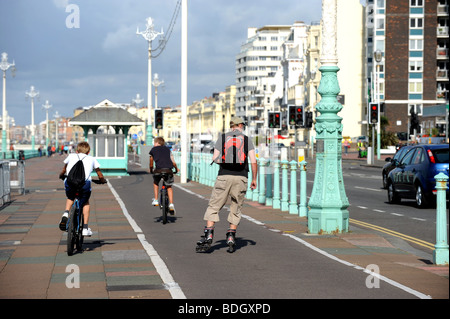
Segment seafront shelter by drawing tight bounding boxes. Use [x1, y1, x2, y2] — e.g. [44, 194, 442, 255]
[69, 99, 144, 176]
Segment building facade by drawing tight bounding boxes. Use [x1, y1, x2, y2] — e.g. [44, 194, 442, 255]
[366, 0, 449, 138]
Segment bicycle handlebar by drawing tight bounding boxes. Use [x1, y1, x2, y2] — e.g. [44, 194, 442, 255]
[59, 175, 107, 184]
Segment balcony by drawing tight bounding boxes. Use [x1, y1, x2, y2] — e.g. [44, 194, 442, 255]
[436, 47, 449, 59]
[437, 26, 449, 38]
[436, 68, 449, 81]
[437, 4, 448, 16]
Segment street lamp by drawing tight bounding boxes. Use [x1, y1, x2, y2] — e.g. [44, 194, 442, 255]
[1, 52, 16, 155]
[54, 110, 60, 151]
[137, 17, 164, 146]
[42, 100, 52, 150]
[25, 85, 39, 150]
[307, 0, 349, 234]
[152, 73, 164, 110]
[374, 49, 383, 160]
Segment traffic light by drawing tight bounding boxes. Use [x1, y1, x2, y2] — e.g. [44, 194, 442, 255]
[268, 112, 281, 129]
[305, 111, 313, 128]
[288, 105, 296, 126]
[296, 106, 304, 128]
[274, 112, 281, 129]
[154, 109, 163, 129]
[369, 103, 378, 124]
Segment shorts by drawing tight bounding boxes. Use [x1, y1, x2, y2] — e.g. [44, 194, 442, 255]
[64, 180, 92, 208]
[153, 168, 174, 186]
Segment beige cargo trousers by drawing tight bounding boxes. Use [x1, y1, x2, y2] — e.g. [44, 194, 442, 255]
[203, 175, 248, 226]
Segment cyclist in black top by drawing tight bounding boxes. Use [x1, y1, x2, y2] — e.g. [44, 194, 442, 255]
[149, 137, 179, 213]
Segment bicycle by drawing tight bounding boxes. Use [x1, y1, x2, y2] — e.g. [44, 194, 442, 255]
[61, 176, 106, 256]
[153, 168, 177, 224]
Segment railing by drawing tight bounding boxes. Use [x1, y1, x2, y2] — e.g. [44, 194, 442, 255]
[0, 159, 26, 206]
[172, 151, 309, 216]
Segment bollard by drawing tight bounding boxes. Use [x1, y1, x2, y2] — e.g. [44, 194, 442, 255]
[252, 159, 260, 202]
[299, 160, 308, 217]
[433, 173, 449, 265]
[258, 158, 266, 204]
[289, 160, 298, 215]
[280, 160, 289, 211]
[265, 159, 273, 207]
[246, 164, 253, 200]
[272, 160, 281, 209]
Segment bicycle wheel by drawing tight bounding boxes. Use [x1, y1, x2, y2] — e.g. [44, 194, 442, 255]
[161, 188, 168, 224]
[76, 213, 84, 252]
[66, 204, 77, 256]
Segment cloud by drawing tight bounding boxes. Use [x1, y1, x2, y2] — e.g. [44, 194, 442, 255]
[53, 0, 69, 9]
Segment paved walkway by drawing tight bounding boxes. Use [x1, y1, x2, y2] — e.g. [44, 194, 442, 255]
[0, 154, 448, 299]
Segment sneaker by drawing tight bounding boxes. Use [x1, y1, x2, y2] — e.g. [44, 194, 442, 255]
[82, 227, 93, 236]
[169, 203, 176, 215]
[152, 198, 159, 206]
[59, 212, 68, 231]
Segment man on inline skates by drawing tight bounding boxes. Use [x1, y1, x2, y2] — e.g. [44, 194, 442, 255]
[196, 117, 257, 253]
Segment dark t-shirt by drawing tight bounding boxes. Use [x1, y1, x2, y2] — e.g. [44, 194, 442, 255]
[215, 130, 254, 177]
[149, 146, 174, 169]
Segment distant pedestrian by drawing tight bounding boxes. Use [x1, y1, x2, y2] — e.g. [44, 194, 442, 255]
[196, 117, 257, 253]
[343, 140, 350, 155]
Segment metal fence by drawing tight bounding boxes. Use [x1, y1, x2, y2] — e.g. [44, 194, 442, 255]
[0, 159, 26, 206]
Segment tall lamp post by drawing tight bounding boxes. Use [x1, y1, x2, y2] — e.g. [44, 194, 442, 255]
[152, 73, 164, 110]
[308, 0, 349, 234]
[25, 85, 39, 150]
[1, 52, 16, 155]
[42, 100, 52, 150]
[137, 17, 164, 146]
[54, 111, 60, 152]
[374, 49, 383, 160]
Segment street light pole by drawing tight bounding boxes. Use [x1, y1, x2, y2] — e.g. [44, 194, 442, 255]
[54, 111, 60, 152]
[137, 17, 163, 146]
[374, 50, 383, 160]
[180, 0, 188, 184]
[152, 73, 164, 110]
[42, 100, 52, 150]
[1, 52, 16, 155]
[25, 85, 39, 150]
[308, 0, 349, 234]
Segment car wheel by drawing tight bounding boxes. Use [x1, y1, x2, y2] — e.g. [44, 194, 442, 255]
[387, 181, 400, 204]
[415, 184, 428, 208]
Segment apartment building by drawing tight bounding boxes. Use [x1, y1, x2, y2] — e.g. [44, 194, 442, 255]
[366, 0, 449, 137]
[235, 25, 292, 134]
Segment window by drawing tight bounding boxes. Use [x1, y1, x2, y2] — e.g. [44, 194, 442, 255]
[376, 18, 385, 29]
[400, 149, 416, 165]
[410, 0, 423, 7]
[412, 148, 425, 164]
[409, 39, 423, 50]
[377, 0, 385, 8]
[409, 60, 423, 72]
[410, 18, 423, 28]
[409, 81, 423, 93]
[409, 103, 422, 115]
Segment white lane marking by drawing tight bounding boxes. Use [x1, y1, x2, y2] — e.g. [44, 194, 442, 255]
[107, 180, 186, 299]
[175, 183, 431, 299]
[355, 186, 383, 192]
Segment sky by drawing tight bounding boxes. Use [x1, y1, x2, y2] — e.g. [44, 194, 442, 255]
[0, 0, 322, 126]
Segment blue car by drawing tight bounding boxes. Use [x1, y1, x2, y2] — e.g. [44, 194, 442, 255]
[387, 144, 449, 208]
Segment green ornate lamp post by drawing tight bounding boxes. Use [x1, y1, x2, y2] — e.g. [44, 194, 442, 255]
[308, 0, 349, 234]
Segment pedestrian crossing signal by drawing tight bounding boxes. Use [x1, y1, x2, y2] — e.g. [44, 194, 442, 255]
[268, 112, 281, 129]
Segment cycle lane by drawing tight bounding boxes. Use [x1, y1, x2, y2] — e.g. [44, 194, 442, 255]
[108, 165, 448, 299]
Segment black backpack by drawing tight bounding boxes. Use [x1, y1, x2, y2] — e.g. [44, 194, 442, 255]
[67, 154, 86, 191]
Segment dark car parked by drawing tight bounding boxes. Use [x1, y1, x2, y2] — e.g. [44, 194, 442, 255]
[382, 145, 413, 189]
[387, 144, 449, 208]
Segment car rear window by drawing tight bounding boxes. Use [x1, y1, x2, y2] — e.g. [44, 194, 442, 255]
[432, 148, 449, 163]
